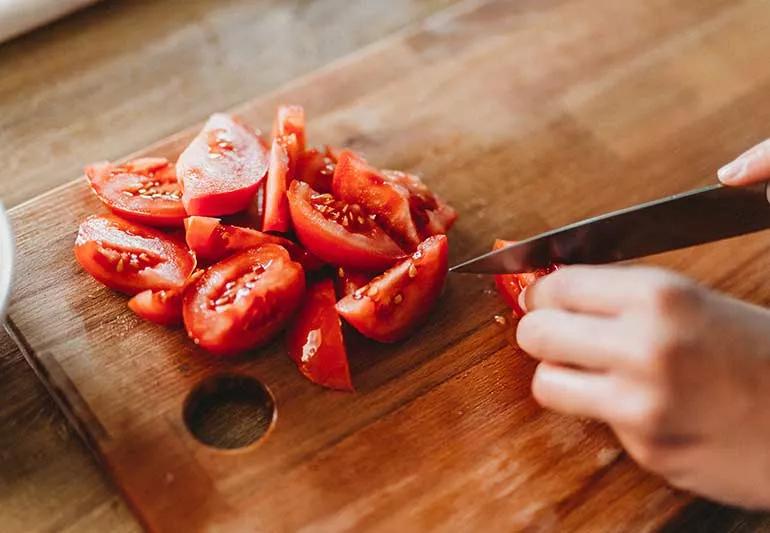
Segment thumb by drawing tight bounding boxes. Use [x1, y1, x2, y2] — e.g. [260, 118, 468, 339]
[718, 139, 770, 186]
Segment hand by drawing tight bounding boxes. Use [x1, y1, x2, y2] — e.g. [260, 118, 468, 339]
[516, 265, 770, 509]
[718, 138, 770, 186]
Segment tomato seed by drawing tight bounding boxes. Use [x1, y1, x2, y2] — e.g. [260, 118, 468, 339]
[393, 293, 403, 304]
[408, 264, 418, 278]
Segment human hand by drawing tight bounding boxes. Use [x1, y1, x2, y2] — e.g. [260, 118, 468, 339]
[516, 265, 770, 509]
[718, 138, 770, 186]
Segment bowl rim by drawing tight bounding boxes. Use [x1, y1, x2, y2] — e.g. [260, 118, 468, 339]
[0, 204, 15, 320]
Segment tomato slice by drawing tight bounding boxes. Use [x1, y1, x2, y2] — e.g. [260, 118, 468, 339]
[287, 180, 404, 271]
[493, 239, 559, 318]
[286, 279, 353, 391]
[332, 150, 421, 250]
[184, 215, 322, 270]
[176, 113, 269, 216]
[128, 270, 203, 326]
[75, 215, 195, 295]
[183, 245, 305, 356]
[334, 267, 373, 298]
[85, 158, 186, 227]
[272, 104, 306, 154]
[336, 235, 448, 343]
[262, 135, 295, 233]
[381, 170, 458, 239]
[295, 146, 338, 193]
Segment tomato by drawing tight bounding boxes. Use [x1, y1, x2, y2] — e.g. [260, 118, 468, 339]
[184, 216, 323, 270]
[287, 180, 404, 271]
[272, 104, 306, 154]
[74, 214, 196, 295]
[334, 267, 373, 298]
[85, 158, 186, 227]
[183, 245, 305, 356]
[336, 235, 448, 343]
[176, 113, 269, 216]
[128, 270, 204, 326]
[381, 170, 458, 239]
[493, 239, 559, 318]
[286, 279, 353, 391]
[262, 136, 295, 233]
[295, 146, 338, 193]
[332, 150, 421, 250]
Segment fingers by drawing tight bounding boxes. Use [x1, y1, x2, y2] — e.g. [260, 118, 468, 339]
[718, 139, 770, 186]
[517, 309, 633, 371]
[531, 362, 622, 421]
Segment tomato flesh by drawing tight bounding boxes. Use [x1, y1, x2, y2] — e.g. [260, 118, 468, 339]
[493, 239, 559, 318]
[334, 267, 373, 298]
[272, 104, 306, 154]
[184, 216, 322, 270]
[128, 269, 204, 326]
[286, 279, 353, 391]
[86, 158, 186, 227]
[381, 170, 458, 239]
[262, 136, 295, 233]
[287, 180, 404, 271]
[183, 245, 305, 356]
[296, 147, 337, 193]
[176, 113, 269, 216]
[75, 214, 196, 295]
[336, 235, 448, 343]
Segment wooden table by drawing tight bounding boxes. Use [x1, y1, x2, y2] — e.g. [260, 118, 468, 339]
[0, 1, 768, 531]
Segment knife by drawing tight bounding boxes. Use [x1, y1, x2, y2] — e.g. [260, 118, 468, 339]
[450, 182, 770, 274]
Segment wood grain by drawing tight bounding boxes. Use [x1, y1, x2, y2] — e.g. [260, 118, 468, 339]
[6, 0, 770, 530]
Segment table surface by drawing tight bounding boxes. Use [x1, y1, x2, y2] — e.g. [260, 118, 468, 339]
[0, 1, 768, 531]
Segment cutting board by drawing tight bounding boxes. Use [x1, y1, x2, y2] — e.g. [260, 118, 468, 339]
[8, 0, 770, 530]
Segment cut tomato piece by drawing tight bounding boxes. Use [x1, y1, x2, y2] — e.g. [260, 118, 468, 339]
[287, 180, 404, 271]
[493, 239, 559, 318]
[334, 267, 373, 298]
[262, 136, 294, 233]
[184, 216, 322, 270]
[272, 104, 306, 154]
[336, 235, 448, 343]
[333, 150, 421, 250]
[176, 113, 269, 216]
[128, 270, 204, 326]
[286, 279, 353, 391]
[183, 245, 305, 356]
[295, 146, 338, 193]
[74, 214, 196, 295]
[381, 170, 458, 239]
[85, 158, 186, 227]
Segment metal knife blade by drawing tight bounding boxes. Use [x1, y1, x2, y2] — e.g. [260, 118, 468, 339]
[450, 183, 770, 274]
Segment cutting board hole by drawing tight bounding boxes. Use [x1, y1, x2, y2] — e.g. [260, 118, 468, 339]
[183, 375, 275, 450]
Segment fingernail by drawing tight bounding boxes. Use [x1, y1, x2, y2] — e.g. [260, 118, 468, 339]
[718, 156, 748, 183]
[518, 288, 528, 314]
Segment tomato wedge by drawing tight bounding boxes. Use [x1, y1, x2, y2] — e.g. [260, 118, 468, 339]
[286, 279, 353, 391]
[336, 235, 448, 343]
[183, 245, 305, 356]
[333, 150, 421, 250]
[184, 216, 323, 270]
[334, 267, 373, 298]
[85, 158, 186, 227]
[296, 146, 338, 193]
[128, 270, 204, 326]
[287, 180, 404, 271]
[493, 239, 559, 318]
[381, 170, 458, 239]
[262, 136, 295, 233]
[272, 104, 306, 154]
[176, 113, 269, 216]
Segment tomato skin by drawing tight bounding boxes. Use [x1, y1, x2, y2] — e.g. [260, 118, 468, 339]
[183, 245, 305, 356]
[129, 289, 183, 326]
[286, 279, 353, 391]
[86, 158, 186, 228]
[74, 214, 196, 295]
[262, 136, 294, 233]
[336, 235, 448, 343]
[184, 216, 323, 271]
[333, 150, 421, 250]
[334, 267, 373, 298]
[287, 180, 404, 271]
[493, 239, 559, 318]
[176, 113, 269, 216]
[381, 170, 458, 239]
[295, 147, 337, 193]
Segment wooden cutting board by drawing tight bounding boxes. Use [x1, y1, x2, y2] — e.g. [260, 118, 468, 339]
[8, 0, 770, 530]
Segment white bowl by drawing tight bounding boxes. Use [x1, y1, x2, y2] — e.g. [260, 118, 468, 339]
[0, 205, 15, 321]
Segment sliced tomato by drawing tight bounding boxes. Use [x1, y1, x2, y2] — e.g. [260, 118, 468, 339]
[336, 235, 448, 343]
[272, 104, 306, 154]
[128, 270, 204, 326]
[381, 170, 458, 239]
[184, 216, 323, 270]
[334, 267, 373, 298]
[262, 136, 295, 233]
[287, 180, 404, 271]
[332, 150, 421, 250]
[286, 279, 353, 391]
[85, 158, 186, 227]
[493, 239, 559, 318]
[295, 146, 338, 193]
[176, 113, 269, 216]
[183, 245, 305, 356]
[74, 214, 196, 295]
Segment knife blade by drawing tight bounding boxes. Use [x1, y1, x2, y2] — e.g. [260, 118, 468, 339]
[450, 182, 770, 274]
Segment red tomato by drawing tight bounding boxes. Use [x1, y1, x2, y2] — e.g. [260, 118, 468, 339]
[287, 180, 404, 271]
[493, 239, 559, 318]
[336, 235, 448, 343]
[286, 279, 353, 391]
[272, 104, 306, 154]
[381, 170, 458, 239]
[184, 215, 323, 270]
[128, 270, 204, 326]
[85, 158, 186, 227]
[183, 245, 305, 356]
[262, 136, 294, 233]
[295, 146, 338, 193]
[334, 267, 373, 298]
[74, 214, 196, 295]
[176, 113, 269, 216]
[332, 150, 421, 250]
